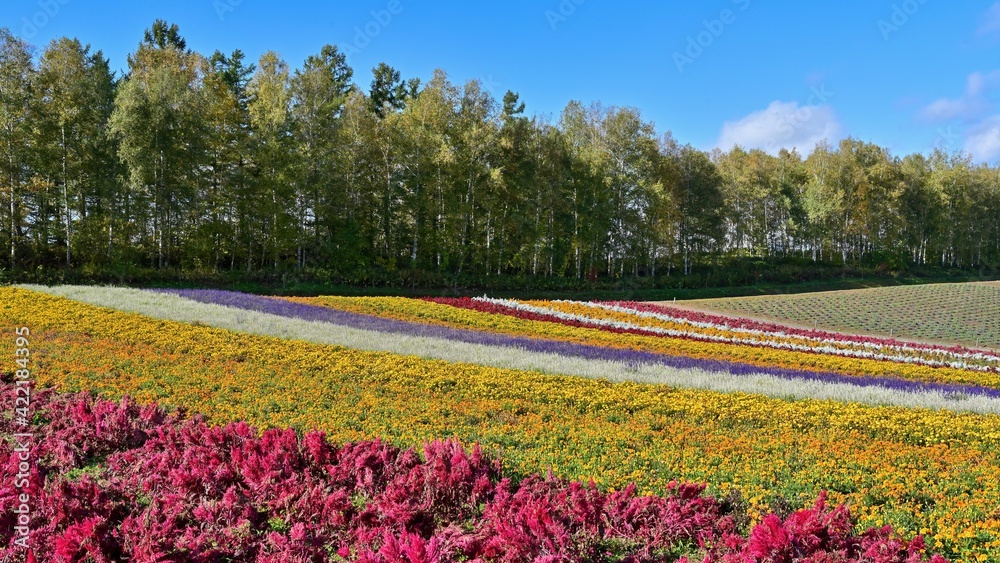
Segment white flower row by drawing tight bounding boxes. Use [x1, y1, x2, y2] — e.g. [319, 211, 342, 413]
[475, 296, 999, 374]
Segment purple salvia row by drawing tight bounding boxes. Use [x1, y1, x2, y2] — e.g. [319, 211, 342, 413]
[151, 288, 1000, 400]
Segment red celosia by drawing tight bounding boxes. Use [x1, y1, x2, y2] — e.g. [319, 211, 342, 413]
[0, 378, 951, 562]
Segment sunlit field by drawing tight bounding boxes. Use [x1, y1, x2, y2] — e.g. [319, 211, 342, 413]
[4, 5, 1000, 561]
[6, 285, 1000, 560]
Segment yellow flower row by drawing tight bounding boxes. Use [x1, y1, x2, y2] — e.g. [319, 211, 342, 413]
[3, 287, 999, 561]
[286, 295, 1000, 390]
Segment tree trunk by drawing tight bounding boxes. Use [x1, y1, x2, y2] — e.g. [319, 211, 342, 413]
[8, 152, 14, 268]
[62, 125, 71, 267]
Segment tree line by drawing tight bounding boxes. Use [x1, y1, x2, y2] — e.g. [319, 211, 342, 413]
[1, 20, 998, 287]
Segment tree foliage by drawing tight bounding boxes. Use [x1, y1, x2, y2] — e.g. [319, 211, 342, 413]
[2, 23, 999, 283]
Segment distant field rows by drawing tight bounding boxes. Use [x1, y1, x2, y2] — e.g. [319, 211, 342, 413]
[675, 281, 1000, 351]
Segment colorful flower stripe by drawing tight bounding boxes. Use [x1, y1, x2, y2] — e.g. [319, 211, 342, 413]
[510, 297, 999, 373]
[2, 287, 999, 560]
[600, 300, 1000, 366]
[612, 300, 996, 358]
[32, 286, 1000, 414]
[416, 296, 1000, 390]
[576, 301, 1000, 371]
[0, 379, 946, 562]
[141, 288, 1000, 401]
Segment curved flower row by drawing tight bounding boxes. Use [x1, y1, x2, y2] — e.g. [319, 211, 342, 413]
[133, 288, 1000, 404]
[5, 287, 1000, 559]
[576, 300, 1000, 367]
[506, 298, 999, 372]
[0, 379, 945, 562]
[607, 301, 1000, 360]
[404, 296, 1000, 390]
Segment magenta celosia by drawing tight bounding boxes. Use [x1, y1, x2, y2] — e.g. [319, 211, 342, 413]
[0, 378, 949, 562]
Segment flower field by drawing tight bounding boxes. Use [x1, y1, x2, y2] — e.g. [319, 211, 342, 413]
[676, 282, 1000, 351]
[3, 285, 999, 560]
[287, 294, 1000, 392]
[0, 378, 944, 562]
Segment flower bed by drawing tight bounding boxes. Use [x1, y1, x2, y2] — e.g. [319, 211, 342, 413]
[0, 379, 946, 562]
[5, 286, 999, 560]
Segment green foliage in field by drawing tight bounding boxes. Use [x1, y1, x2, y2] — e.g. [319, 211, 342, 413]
[682, 282, 1000, 350]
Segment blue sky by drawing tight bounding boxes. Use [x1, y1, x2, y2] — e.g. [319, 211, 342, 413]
[6, 1, 1000, 161]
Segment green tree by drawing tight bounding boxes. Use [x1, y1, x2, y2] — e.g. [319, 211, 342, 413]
[596, 107, 657, 276]
[3, 21, 1000, 284]
[451, 78, 498, 275]
[395, 69, 455, 272]
[899, 153, 942, 265]
[559, 100, 611, 278]
[670, 144, 724, 275]
[109, 21, 206, 268]
[143, 19, 187, 51]
[289, 44, 353, 268]
[803, 140, 845, 262]
[369, 62, 417, 118]
[34, 37, 116, 267]
[247, 50, 295, 270]
[489, 90, 533, 275]
[0, 28, 33, 268]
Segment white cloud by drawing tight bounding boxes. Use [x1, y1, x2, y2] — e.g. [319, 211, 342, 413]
[919, 71, 999, 122]
[921, 98, 974, 122]
[963, 116, 1000, 162]
[916, 71, 1000, 162]
[977, 2, 1000, 37]
[716, 101, 840, 155]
